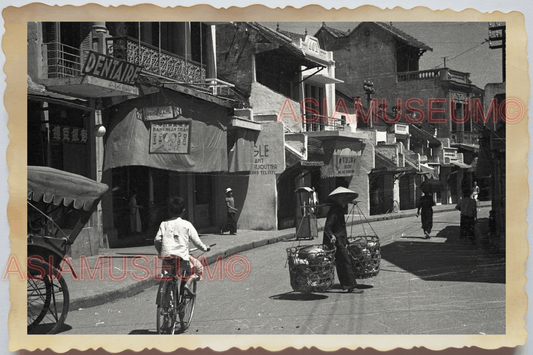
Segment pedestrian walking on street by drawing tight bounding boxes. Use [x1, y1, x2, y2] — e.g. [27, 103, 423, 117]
[154, 196, 211, 295]
[323, 187, 363, 294]
[221, 187, 238, 235]
[416, 192, 435, 239]
[456, 189, 478, 244]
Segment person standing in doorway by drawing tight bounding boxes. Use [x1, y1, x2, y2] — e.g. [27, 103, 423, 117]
[221, 188, 238, 235]
[472, 181, 480, 201]
[416, 192, 435, 239]
[129, 191, 142, 234]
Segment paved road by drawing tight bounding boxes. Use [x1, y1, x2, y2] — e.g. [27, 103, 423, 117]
[60, 209, 505, 335]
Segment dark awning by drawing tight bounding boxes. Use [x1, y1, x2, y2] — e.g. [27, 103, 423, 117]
[28, 166, 109, 212]
[371, 152, 414, 175]
[409, 124, 442, 147]
[104, 92, 229, 173]
[28, 75, 91, 111]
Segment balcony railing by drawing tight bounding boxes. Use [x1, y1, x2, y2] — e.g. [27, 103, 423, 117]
[43, 42, 85, 78]
[451, 131, 479, 145]
[106, 36, 206, 84]
[303, 114, 350, 132]
[397, 68, 470, 84]
[397, 69, 439, 82]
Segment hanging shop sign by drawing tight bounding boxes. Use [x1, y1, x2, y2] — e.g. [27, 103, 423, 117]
[50, 125, 88, 144]
[142, 105, 183, 122]
[82, 51, 142, 85]
[331, 148, 361, 176]
[321, 140, 363, 178]
[149, 120, 191, 154]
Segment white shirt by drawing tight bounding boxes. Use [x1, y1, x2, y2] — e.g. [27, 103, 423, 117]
[154, 217, 207, 261]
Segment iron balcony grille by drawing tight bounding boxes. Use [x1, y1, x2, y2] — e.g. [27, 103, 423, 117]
[106, 36, 206, 84]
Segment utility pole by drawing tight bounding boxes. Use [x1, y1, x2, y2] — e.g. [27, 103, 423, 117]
[363, 80, 375, 128]
[488, 22, 506, 82]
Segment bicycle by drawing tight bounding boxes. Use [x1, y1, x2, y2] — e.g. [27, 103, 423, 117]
[156, 244, 215, 334]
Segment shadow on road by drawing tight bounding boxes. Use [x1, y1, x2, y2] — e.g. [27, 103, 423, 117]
[30, 323, 73, 335]
[129, 329, 158, 334]
[270, 292, 328, 301]
[111, 253, 158, 257]
[380, 224, 505, 284]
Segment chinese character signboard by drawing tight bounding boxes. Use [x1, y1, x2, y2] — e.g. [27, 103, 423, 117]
[150, 120, 191, 154]
[50, 125, 88, 144]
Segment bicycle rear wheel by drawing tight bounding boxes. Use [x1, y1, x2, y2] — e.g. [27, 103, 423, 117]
[156, 280, 178, 334]
[179, 279, 196, 331]
[27, 259, 69, 334]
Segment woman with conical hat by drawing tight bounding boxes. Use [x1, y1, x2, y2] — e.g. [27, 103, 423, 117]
[323, 187, 363, 294]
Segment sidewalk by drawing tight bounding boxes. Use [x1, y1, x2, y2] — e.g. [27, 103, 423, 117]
[65, 201, 492, 311]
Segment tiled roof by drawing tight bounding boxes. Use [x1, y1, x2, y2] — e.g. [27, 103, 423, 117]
[374, 22, 432, 52]
[317, 22, 432, 52]
[246, 22, 325, 68]
[277, 29, 306, 43]
[319, 23, 350, 38]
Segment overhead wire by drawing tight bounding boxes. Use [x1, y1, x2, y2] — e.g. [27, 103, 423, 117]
[433, 39, 489, 68]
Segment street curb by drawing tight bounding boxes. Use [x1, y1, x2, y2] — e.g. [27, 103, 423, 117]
[69, 277, 158, 311]
[69, 203, 489, 309]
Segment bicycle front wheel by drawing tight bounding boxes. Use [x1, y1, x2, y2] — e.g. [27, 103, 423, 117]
[156, 280, 178, 334]
[27, 259, 69, 334]
[179, 279, 196, 331]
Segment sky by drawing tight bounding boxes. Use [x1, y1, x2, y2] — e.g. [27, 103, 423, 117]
[262, 21, 503, 89]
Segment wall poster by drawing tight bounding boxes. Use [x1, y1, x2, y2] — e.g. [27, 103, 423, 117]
[149, 120, 191, 154]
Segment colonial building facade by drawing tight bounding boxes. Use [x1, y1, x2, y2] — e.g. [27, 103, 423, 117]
[216, 22, 373, 230]
[315, 22, 484, 207]
[28, 21, 245, 255]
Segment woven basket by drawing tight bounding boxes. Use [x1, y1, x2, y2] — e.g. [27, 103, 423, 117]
[286, 245, 335, 293]
[347, 235, 381, 278]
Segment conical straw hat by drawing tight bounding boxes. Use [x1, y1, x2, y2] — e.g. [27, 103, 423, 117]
[326, 187, 359, 205]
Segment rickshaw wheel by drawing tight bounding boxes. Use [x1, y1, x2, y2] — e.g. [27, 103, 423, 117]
[27, 258, 70, 334]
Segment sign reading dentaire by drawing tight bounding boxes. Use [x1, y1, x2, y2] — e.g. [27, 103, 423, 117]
[83, 51, 142, 85]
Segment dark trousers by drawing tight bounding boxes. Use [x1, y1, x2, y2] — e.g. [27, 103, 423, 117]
[334, 245, 357, 289]
[224, 212, 237, 234]
[421, 209, 433, 234]
[460, 215, 475, 239]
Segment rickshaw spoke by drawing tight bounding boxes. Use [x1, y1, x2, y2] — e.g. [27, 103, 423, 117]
[27, 167, 107, 334]
[27, 260, 69, 334]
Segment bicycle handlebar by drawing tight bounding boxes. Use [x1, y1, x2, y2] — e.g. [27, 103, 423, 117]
[189, 243, 216, 252]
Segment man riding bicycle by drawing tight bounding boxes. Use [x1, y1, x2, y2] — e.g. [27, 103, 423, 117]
[154, 196, 211, 295]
